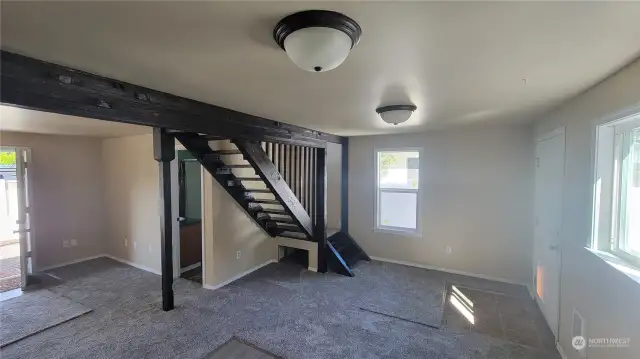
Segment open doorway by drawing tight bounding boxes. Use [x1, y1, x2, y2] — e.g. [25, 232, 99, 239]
[0, 147, 33, 294]
[177, 150, 203, 284]
[278, 246, 309, 269]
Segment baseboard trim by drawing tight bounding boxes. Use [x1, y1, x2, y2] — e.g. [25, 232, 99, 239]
[39, 254, 107, 272]
[369, 256, 528, 287]
[103, 255, 161, 275]
[203, 260, 276, 291]
[527, 283, 535, 299]
[556, 341, 568, 359]
[180, 262, 202, 274]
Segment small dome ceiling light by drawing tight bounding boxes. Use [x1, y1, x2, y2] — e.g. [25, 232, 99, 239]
[376, 105, 417, 126]
[273, 10, 362, 72]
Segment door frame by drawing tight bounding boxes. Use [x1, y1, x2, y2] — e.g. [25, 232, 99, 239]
[533, 126, 565, 341]
[1, 146, 36, 287]
[171, 144, 205, 284]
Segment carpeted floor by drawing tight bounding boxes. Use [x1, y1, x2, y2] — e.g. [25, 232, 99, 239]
[0, 289, 92, 347]
[0, 258, 559, 359]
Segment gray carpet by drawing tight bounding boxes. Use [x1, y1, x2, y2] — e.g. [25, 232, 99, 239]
[0, 289, 92, 347]
[0, 258, 557, 359]
[205, 338, 281, 359]
[355, 261, 446, 327]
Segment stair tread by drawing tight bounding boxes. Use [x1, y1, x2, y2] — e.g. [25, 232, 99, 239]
[235, 177, 263, 181]
[251, 199, 281, 205]
[245, 189, 272, 194]
[270, 217, 295, 223]
[211, 150, 241, 155]
[277, 231, 308, 240]
[223, 164, 252, 168]
[262, 208, 288, 215]
[276, 224, 302, 232]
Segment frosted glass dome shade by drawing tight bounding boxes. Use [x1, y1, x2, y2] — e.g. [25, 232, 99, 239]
[376, 105, 417, 125]
[283, 27, 353, 72]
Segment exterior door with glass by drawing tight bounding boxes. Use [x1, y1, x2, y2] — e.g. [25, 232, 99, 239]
[15, 148, 33, 289]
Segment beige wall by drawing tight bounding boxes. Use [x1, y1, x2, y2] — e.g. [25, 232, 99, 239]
[0, 131, 105, 270]
[99, 136, 315, 286]
[201, 141, 277, 287]
[102, 134, 161, 273]
[349, 124, 534, 285]
[534, 59, 640, 359]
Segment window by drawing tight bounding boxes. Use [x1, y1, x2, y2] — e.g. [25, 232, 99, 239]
[375, 149, 420, 234]
[593, 113, 640, 266]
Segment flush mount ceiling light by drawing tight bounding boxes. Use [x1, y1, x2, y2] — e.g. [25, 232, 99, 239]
[376, 105, 417, 126]
[273, 10, 362, 72]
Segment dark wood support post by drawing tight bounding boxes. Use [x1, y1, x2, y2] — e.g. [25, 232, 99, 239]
[314, 147, 328, 273]
[340, 138, 349, 233]
[153, 128, 175, 311]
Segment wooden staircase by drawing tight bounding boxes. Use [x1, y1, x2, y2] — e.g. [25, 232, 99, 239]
[174, 132, 368, 276]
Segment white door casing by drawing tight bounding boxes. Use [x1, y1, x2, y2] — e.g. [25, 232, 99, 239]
[533, 128, 565, 339]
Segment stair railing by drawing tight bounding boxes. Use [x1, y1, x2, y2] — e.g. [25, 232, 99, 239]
[261, 141, 317, 227]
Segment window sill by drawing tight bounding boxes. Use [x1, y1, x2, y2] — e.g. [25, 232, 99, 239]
[373, 227, 422, 238]
[586, 247, 640, 285]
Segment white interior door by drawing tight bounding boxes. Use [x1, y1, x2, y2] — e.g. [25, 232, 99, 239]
[533, 130, 565, 339]
[15, 148, 33, 289]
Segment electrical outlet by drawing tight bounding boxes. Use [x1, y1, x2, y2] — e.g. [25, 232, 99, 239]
[70, 239, 78, 247]
[62, 240, 70, 248]
[124, 238, 128, 247]
[445, 246, 452, 254]
[148, 244, 152, 253]
[236, 250, 241, 260]
[133, 241, 137, 250]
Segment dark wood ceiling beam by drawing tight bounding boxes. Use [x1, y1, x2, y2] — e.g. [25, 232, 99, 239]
[0, 50, 344, 147]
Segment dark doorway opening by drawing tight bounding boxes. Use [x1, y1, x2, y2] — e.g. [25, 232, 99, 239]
[177, 150, 203, 284]
[279, 247, 308, 269]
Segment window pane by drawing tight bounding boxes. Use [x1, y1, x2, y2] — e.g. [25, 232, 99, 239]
[379, 191, 417, 229]
[620, 129, 640, 254]
[378, 151, 419, 189]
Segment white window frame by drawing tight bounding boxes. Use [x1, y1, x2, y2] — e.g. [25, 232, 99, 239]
[374, 148, 422, 236]
[592, 111, 640, 268]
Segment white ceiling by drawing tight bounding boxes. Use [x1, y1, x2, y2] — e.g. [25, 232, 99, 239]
[2, 1, 640, 136]
[0, 106, 150, 138]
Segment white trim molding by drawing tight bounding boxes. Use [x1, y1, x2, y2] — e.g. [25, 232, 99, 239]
[202, 260, 276, 291]
[40, 254, 163, 277]
[39, 254, 106, 272]
[180, 262, 202, 274]
[556, 342, 568, 359]
[370, 256, 528, 287]
[103, 255, 162, 275]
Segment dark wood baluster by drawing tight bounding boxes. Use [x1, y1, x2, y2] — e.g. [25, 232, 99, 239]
[311, 147, 316, 226]
[272, 143, 277, 170]
[303, 147, 307, 211]
[315, 146, 327, 272]
[308, 146, 313, 213]
[288, 145, 292, 189]
[300, 147, 304, 212]
[293, 146, 298, 200]
[307, 146, 312, 215]
[280, 144, 285, 179]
